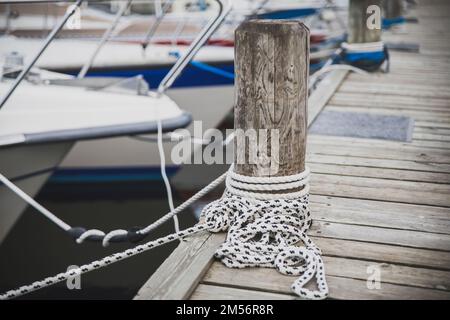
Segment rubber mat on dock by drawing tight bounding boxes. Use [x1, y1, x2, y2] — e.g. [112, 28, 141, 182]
[309, 110, 414, 142]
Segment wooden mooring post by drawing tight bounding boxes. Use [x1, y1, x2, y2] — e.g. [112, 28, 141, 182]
[383, 0, 403, 20]
[348, 0, 382, 44]
[234, 20, 310, 178]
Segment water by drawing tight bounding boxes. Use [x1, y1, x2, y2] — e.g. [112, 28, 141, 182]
[0, 179, 197, 299]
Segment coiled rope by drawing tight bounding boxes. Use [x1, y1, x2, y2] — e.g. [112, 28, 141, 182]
[0, 165, 328, 300]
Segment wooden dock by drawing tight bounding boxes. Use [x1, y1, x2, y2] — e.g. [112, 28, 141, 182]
[135, 0, 450, 300]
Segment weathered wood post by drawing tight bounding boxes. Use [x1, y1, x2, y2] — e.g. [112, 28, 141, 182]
[383, 0, 403, 20]
[348, 0, 382, 44]
[234, 20, 309, 180]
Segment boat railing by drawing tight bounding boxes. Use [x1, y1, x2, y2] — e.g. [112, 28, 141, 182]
[141, 0, 176, 50]
[0, 0, 84, 110]
[79, 0, 232, 93]
[0, 0, 232, 109]
[77, 0, 133, 79]
[157, 0, 231, 94]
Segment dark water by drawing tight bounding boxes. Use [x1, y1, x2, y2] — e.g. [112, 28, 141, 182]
[0, 179, 198, 299]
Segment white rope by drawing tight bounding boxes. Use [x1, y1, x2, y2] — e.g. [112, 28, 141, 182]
[204, 166, 328, 299]
[0, 173, 71, 231]
[0, 117, 182, 244]
[0, 165, 328, 300]
[102, 229, 128, 247]
[156, 118, 180, 234]
[0, 223, 211, 300]
[341, 41, 384, 53]
[75, 117, 182, 245]
[76, 229, 105, 244]
[310, 64, 369, 89]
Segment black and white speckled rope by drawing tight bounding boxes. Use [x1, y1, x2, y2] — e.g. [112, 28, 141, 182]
[203, 167, 328, 300]
[0, 223, 212, 300]
[0, 166, 328, 300]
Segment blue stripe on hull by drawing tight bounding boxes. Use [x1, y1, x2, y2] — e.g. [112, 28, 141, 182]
[49, 166, 180, 184]
[257, 8, 318, 19]
[68, 59, 325, 88]
[66, 63, 235, 88]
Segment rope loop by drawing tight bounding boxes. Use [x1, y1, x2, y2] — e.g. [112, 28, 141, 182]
[200, 167, 329, 300]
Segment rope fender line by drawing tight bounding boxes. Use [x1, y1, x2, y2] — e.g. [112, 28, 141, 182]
[0, 166, 328, 300]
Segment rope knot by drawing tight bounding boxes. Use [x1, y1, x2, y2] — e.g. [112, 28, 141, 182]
[200, 166, 329, 300]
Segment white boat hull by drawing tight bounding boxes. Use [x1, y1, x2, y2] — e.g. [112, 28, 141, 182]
[59, 84, 234, 169]
[0, 142, 74, 243]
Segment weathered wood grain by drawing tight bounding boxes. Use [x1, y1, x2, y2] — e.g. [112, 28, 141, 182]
[348, 0, 382, 43]
[203, 262, 450, 299]
[234, 20, 309, 177]
[309, 220, 450, 251]
[309, 173, 450, 207]
[138, 2, 450, 300]
[134, 232, 226, 300]
[313, 237, 450, 270]
[308, 70, 348, 126]
[383, 0, 403, 19]
[309, 195, 450, 234]
[191, 284, 297, 300]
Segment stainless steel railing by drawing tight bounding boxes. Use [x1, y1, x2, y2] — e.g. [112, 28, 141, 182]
[0, 0, 84, 109]
[0, 0, 232, 109]
[157, 0, 231, 94]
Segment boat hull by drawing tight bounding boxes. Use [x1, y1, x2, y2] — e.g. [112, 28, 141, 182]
[58, 84, 234, 177]
[0, 142, 74, 243]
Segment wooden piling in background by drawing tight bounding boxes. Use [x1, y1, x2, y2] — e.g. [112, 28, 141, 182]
[348, 0, 382, 43]
[383, 0, 403, 20]
[233, 20, 310, 177]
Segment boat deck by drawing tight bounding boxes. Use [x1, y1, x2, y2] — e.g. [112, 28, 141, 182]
[135, 0, 450, 300]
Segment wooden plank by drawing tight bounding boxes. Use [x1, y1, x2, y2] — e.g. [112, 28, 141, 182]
[414, 131, 450, 142]
[202, 263, 450, 299]
[307, 135, 450, 164]
[309, 221, 450, 251]
[326, 105, 450, 123]
[414, 127, 450, 135]
[327, 276, 450, 300]
[310, 173, 450, 207]
[308, 156, 450, 179]
[307, 151, 450, 174]
[190, 284, 297, 300]
[308, 70, 348, 126]
[410, 139, 450, 150]
[323, 256, 450, 290]
[339, 82, 450, 99]
[134, 232, 226, 300]
[331, 92, 450, 110]
[203, 257, 450, 291]
[414, 133, 450, 142]
[313, 237, 450, 270]
[310, 195, 450, 234]
[327, 276, 450, 299]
